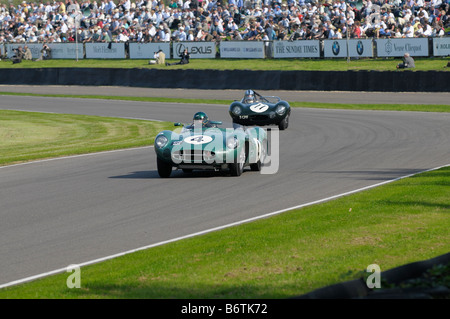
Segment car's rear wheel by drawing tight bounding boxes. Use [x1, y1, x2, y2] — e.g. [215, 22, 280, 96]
[229, 147, 245, 176]
[250, 159, 261, 171]
[157, 157, 172, 178]
[278, 114, 289, 130]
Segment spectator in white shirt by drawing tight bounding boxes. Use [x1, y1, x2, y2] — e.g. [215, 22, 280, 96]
[123, 0, 131, 11]
[187, 29, 194, 41]
[403, 22, 414, 38]
[414, 0, 424, 10]
[177, 26, 187, 41]
[164, 27, 171, 41]
[422, 23, 432, 36]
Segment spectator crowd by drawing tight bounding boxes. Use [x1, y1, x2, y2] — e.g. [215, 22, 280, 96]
[0, 0, 449, 44]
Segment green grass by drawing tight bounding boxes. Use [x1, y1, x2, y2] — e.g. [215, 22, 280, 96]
[0, 110, 173, 165]
[1, 92, 449, 113]
[0, 166, 448, 298]
[1, 57, 449, 71]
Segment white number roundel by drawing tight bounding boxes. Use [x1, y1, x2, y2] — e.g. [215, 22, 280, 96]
[184, 135, 213, 145]
[249, 103, 269, 113]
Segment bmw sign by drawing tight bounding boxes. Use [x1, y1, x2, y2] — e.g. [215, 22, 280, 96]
[332, 41, 340, 56]
[356, 41, 364, 55]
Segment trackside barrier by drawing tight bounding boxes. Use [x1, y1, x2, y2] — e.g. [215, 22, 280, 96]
[0, 68, 448, 92]
[3, 38, 449, 60]
[5, 43, 84, 59]
[433, 37, 450, 56]
[323, 39, 375, 58]
[273, 40, 320, 58]
[220, 41, 266, 58]
[128, 42, 171, 60]
[376, 38, 429, 57]
[49, 43, 84, 59]
[6, 43, 46, 59]
[295, 252, 450, 299]
[172, 42, 217, 59]
[85, 42, 126, 59]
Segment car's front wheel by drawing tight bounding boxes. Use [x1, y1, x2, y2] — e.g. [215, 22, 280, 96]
[278, 114, 289, 130]
[157, 157, 172, 178]
[229, 147, 246, 176]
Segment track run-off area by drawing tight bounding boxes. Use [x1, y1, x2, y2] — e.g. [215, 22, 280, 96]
[0, 87, 449, 287]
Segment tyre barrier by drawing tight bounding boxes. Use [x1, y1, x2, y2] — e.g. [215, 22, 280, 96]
[293, 252, 450, 299]
[1, 68, 449, 92]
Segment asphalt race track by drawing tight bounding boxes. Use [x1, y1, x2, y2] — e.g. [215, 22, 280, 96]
[0, 89, 449, 287]
[2, 85, 450, 105]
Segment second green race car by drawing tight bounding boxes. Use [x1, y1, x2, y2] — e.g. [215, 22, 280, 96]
[229, 90, 291, 130]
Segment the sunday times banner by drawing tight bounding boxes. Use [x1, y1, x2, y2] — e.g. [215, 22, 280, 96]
[376, 38, 429, 57]
[129, 42, 171, 59]
[432, 37, 450, 57]
[220, 41, 265, 58]
[85, 42, 126, 59]
[172, 42, 216, 59]
[273, 40, 320, 58]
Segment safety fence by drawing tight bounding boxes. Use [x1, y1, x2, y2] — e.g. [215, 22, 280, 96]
[3, 37, 450, 60]
[1, 67, 448, 92]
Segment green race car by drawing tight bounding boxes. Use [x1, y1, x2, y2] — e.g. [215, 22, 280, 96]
[229, 89, 291, 130]
[154, 112, 267, 178]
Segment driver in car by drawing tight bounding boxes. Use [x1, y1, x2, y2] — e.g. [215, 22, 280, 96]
[189, 112, 214, 129]
[244, 90, 257, 104]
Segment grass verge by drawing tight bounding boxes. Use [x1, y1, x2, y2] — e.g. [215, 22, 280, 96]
[0, 166, 448, 298]
[0, 110, 173, 166]
[1, 92, 449, 113]
[1, 57, 449, 71]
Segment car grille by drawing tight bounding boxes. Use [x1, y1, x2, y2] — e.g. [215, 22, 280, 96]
[172, 150, 216, 163]
[249, 114, 270, 121]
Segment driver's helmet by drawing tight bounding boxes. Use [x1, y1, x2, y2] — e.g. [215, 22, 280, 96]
[193, 111, 209, 127]
[244, 89, 255, 104]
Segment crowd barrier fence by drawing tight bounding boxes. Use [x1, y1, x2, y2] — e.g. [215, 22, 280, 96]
[2, 37, 449, 60]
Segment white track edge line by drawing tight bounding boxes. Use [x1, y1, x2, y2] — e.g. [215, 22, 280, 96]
[0, 146, 154, 170]
[1, 108, 164, 122]
[1, 163, 449, 289]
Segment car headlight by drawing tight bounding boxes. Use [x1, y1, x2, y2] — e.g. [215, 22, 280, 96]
[155, 135, 168, 148]
[276, 105, 286, 116]
[226, 136, 239, 149]
[232, 106, 242, 116]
